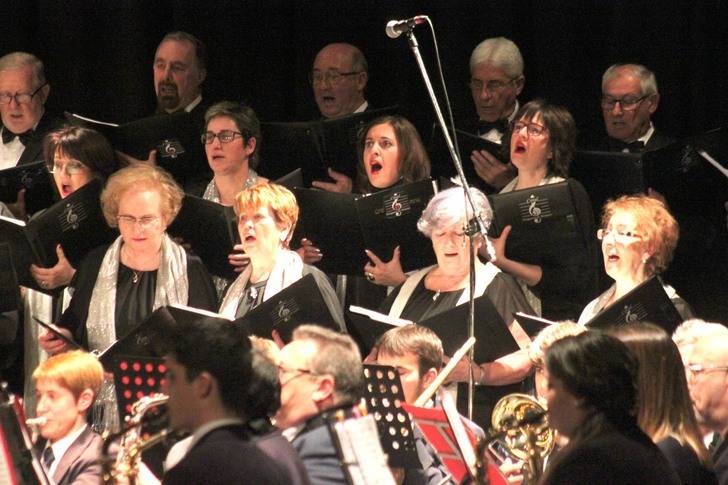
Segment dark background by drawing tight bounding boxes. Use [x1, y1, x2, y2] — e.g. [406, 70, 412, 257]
[3, 0, 728, 140]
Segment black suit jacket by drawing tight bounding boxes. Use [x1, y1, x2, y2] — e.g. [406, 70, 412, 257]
[579, 127, 675, 154]
[163, 425, 290, 485]
[36, 426, 104, 485]
[255, 429, 311, 485]
[5, 112, 65, 166]
[713, 434, 728, 485]
[542, 426, 681, 485]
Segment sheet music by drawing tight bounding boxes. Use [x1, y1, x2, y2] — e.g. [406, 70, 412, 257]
[66, 112, 120, 127]
[332, 414, 396, 485]
[348, 305, 412, 327]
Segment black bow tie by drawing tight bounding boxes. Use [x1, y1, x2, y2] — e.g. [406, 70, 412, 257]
[610, 138, 645, 153]
[477, 118, 508, 135]
[2, 128, 34, 145]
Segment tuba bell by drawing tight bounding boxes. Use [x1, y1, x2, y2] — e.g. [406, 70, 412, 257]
[477, 393, 554, 485]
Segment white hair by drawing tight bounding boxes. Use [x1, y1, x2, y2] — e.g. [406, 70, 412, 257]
[672, 319, 728, 347]
[469, 37, 523, 79]
[602, 63, 658, 96]
[0, 52, 45, 86]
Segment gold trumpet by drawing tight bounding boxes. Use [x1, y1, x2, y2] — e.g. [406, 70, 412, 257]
[477, 393, 554, 485]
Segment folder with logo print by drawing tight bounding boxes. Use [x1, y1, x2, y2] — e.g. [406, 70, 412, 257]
[0, 179, 116, 294]
[0, 160, 59, 216]
[585, 276, 683, 334]
[487, 180, 585, 266]
[294, 179, 437, 275]
[237, 273, 341, 343]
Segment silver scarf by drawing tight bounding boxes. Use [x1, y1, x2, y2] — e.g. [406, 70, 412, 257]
[86, 234, 189, 433]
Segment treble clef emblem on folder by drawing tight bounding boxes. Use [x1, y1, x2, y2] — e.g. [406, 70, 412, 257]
[390, 194, 403, 217]
[63, 203, 80, 230]
[623, 305, 639, 323]
[527, 195, 542, 223]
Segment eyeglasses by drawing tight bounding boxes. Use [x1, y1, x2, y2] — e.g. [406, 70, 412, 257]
[600, 95, 648, 112]
[202, 130, 243, 145]
[47, 160, 87, 176]
[469, 77, 518, 94]
[278, 364, 317, 385]
[511, 121, 548, 137]
[597, 228, 642, 243]
[310, 70, 361, 86]
[685, 364, 728, 377]
[0, 82, 47, 105]
[116, 215, 160, 230]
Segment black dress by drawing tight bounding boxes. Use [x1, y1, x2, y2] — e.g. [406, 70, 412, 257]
[57, 244, 217, 347]
[379, 270, 534, 429]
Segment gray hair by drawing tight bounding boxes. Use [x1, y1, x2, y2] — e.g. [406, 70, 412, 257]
[672, 319, 728, 348]
[602, 63, 658, 96]
[292, 325, 363, 405]
[469, 37, 523, 79]
[417, 186, 493, 237]
[0, 52, 46, 86]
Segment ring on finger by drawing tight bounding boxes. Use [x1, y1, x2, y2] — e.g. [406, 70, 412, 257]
[365, 272, 375, 282]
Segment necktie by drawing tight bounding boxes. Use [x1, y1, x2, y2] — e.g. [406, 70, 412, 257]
[1, 128, 34, 145]
[477, 119, 508, 136]
[42, 446, 55, 470]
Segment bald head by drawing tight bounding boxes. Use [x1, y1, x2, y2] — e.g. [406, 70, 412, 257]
[312, 43, 368, 119]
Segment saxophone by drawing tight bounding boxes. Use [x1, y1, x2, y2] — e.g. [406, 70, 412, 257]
[101, 393, 171, 485]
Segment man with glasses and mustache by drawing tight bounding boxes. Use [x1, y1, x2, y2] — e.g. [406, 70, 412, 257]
[465, 37, 525, 192]
[685, 329, 728, 485]
[597, 63, 673, 154]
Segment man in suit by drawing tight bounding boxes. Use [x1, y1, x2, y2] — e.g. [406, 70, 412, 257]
[160, 314, 288, 485]
[686, 329, 728, 485]
[599, 63, 673, 153]
[121, 31, 211, 193]
[466, 37, 525, 192]
[0, 52, 62, 218]
[276, 325, 365, 485]
[32, 350, 104, 485]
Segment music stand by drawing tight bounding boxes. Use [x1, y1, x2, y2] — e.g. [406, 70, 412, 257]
[361, 364, 420, 469]
[110, 355, 166, 420]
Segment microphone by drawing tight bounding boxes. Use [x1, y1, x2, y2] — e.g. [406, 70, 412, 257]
[385, 16, 426, 39]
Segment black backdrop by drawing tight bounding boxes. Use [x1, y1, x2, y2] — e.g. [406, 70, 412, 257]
[3, 0, 728, 142]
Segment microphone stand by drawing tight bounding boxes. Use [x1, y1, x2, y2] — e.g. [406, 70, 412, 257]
[404, 29, 489, 420]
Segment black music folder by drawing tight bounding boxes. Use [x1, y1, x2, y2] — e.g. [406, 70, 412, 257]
[167, 195, 239, 280]
[0, 179, 116, 294]
[258, 106, 396, 186]
[0, 160, 58, 216]
[585, 276, 683, 335]
[487, 181, 585, 266]
[570, 150, 643, 220]
[642, 137, 728, 223]
[346, 295, 520, 362]
[0, 243, 20, 313]
[295, 179, 437, 275]
[65, 111, 198, 162]
[513, 312, 555, 339]
[428, 124, 506, 183]
[361, 364, 420, 469]
[275, 168, 304, 189]
[237, 273, 341, 342]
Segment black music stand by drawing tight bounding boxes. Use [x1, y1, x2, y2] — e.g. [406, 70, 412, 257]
[362, 364, 420, 469]
[111, 355, 166, 420]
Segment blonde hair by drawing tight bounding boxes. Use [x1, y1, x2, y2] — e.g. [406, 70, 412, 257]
[32, 350, 104, 400]
[101, 165, 183, 227]
[233, 182, 299, 245]
[529, 321, 586, 367]
[601, 195, 679, 275]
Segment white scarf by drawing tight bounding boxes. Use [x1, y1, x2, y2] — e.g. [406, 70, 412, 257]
[218, 249, 304, 318]
[86, 233, 189, 433]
